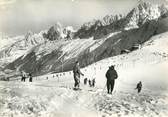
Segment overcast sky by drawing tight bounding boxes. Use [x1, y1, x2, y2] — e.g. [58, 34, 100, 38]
[0, 0, 167, 36]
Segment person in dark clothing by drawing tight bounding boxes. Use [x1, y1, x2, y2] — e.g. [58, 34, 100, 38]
[84, 78, 88, 85]
[105, 65, 118, 94]
[29, 73, 33, 82]
[135, 81, 142, 93]
[92, 78, 96, 87]
[73, 61, 84, 89]
[21, 76, 24, 82]
[88, 79, 92, 87]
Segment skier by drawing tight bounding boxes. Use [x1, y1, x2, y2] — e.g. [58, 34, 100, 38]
[88, 79, 92, 87]
[73, 61, 84, 90]
[105, 65, 118, 94]
[84, 78, 88, 85]
[92, 78, 96, 87]
[29, 73, 33, 82]
[21, 71, 26, 82]
[135, 81, 142, 93]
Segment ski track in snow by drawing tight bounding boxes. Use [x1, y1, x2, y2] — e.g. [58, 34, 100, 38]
[0, 74, 168, 117]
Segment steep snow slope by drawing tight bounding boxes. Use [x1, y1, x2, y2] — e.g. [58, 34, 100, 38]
[0, 32, 168, 117]
[0, 35, 24, 50]
[5, 32, 118, 76]
[0, 31, 46, 65]
[82, 31, 168, 89]
[5, 18, 161, 76]
[35, 31, 168, 91]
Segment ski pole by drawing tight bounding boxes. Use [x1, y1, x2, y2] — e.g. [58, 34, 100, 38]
[102, 82, 107, 94]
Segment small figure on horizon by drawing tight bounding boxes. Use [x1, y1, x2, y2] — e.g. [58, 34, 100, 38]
[135, 81, 142, 93]
[21, 71, 26, 82]
[88, 79, 92, 87]
[73, 61, 84, 90]
[29, 73, 33, 82]
[84, 78, 88, 85]
[92, 78, 96, 87]
[105, 65, 118, 94]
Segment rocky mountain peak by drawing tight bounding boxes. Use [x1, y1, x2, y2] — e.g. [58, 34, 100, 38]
[24, 30, 46, 47]
[125, 1, 168, 30]
[42, 22, 64, 41]
[102, 14, 123, 26]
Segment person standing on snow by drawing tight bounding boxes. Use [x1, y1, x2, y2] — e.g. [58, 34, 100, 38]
[88, 79, 92, 87]
[73, 61, 84, 89]
[21, 71, 26, 82]
[135, 81, 142, 93]
[92, 78, 96, 87]
[105, 65, 118, 94]
[84, 78, 88, 85]
[29, 73, 33, 82]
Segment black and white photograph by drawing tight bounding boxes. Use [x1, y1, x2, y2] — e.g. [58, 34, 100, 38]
[0, 0, 168, 116]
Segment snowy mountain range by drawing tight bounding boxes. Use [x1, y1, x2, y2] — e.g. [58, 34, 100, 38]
[1, 1, 168, 78]
[74, 2, 168, 39]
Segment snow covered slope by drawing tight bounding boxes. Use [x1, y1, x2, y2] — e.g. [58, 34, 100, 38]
[35, 31, 168, 92]
[0, 31, 46, 66]
[0, 31, 168, 116]
[81, 31, 168, 90]
[1, 20, 168, 117]
[0, 80, 168, 117]
[5, 18, 162, 76]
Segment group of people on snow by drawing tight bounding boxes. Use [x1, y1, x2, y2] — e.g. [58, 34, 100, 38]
[73, 60, 142, 94]
[19, 60, 142, 94]
[21, 71, 33, 82]
[84, 78, 96, 87]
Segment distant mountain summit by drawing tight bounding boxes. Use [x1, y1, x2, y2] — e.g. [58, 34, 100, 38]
[74, 2, 168, 39]
[43, 22, 63, 41]
[25, 30, 46, 47]
[43, 23, 76, 41]
[125, 2, 168, 29]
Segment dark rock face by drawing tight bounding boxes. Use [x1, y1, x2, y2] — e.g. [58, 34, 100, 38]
[74, 16, 124, 40]
[156, 17, 168, 34]
[43, 23, 63, 41]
